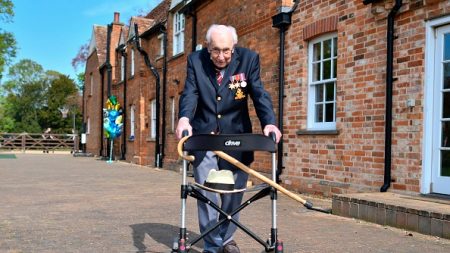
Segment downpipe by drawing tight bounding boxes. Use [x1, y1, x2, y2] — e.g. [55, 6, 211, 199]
[133, 24, 163, 168]
[381, 0, 403, 192]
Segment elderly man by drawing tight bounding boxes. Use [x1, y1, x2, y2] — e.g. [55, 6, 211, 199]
[176, 24, 281, 253]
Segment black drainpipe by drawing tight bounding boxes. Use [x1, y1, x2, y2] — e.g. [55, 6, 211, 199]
[381, 0, 403, 192]
[271, 2, 299, 183]
[191, 12, 197, 52]
[133, 23, 163, 168]
[105, 24, 113, 159]
[118, 44, 127, 160]
[160, 26, 168, 164]
[99, 69, 105, 156]
[106, 24, 112, 97]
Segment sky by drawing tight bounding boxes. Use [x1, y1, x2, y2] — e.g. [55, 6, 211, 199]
[3, 0, 163, 81]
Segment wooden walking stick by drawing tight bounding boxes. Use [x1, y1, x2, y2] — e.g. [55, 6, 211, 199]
[177, 136, 331, 213]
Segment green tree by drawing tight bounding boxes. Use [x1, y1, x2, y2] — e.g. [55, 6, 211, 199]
[0, 95, 15, 132]
[3, 59, 46, 95]
[75, 72, 85, 91]
[40, 74, 80, 133]
[0, 0, 17, 78]
[2, 60, 48, 132]
[72, 42, 88, 91]
[1, 59, 81, 133]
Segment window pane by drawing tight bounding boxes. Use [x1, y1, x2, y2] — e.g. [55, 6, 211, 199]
[442, 121, 450, 147]
[316, 84, 324, 102]
[323, 60, 331, 79]
[181, 14, 185, 29]
[444, 62, 450, 89]
[333, 37, 337, 57]
[443, 91, 450, 118]
[323, 39, 332, 59]
[325, 103, 335, 122]
[333, 58, 337, 78]
[445, 33, 450, 61]
[441, 150, 450, 177]
[325, 82, 335, 101]
[315, 104, 323, 122]
[313, 63, 321, 81]
[313, 42, 321, 61]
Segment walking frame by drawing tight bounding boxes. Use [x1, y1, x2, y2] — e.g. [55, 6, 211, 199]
[173, 132, 330, 252]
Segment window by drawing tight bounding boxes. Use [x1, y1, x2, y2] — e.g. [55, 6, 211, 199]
[120, 55, 125, 81]
[173, 12, 185, 55]
[307, 33, 337, 130]
[150, 99, 156, 139]
[131, 49, 135, 76]
[130, 105, 135, 140]
[158, 33, 164, 57]
[86, 117, 91, 134]
[89, 73, 93, 96]
[170, 97, 175, 133]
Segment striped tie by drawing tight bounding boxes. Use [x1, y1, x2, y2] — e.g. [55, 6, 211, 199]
[216, 71, 223, 86]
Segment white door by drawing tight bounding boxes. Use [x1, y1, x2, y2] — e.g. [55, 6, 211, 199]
[431, 25, 450, 194]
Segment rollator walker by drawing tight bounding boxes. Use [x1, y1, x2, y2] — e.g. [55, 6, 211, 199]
[173, 132, 330, 252]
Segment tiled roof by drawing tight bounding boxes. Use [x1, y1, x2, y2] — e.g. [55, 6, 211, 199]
[118, 26, 129, 47]
[130, 16, 155, 35]
[145, 0, 171, 24]
[93, 25, 107, 65]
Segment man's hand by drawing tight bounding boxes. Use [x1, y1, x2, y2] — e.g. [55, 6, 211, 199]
[175, 117, 192, 140]
[263, 124, 282, 143]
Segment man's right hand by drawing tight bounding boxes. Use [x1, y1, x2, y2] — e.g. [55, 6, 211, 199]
[175, 117, 192, 140]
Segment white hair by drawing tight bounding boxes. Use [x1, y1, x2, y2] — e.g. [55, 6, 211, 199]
[206, 24, 238, 45]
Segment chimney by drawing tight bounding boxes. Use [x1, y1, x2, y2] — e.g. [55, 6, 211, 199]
[114, 12, 120, 23]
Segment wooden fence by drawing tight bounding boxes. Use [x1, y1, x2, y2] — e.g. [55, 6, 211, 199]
[0, 133, 79, 153]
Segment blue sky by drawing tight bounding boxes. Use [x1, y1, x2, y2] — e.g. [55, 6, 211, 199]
[3, 0, 163, 80]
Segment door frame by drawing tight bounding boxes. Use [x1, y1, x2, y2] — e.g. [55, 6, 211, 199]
[422, 16, 450, 194]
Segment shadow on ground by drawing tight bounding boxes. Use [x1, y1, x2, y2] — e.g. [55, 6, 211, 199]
[130, 223, 203, 253]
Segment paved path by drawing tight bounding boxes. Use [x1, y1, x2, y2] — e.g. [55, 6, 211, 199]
[1, 153, 449, 252]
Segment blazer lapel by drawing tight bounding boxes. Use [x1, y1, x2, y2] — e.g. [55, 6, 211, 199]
[201, 49, 220, 92]
[219, 50, 240, 93]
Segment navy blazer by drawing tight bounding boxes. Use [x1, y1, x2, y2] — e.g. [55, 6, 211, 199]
[179, 47, 276, 167]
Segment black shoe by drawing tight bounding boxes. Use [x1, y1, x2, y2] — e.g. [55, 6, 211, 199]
[223, 240, 240, 253]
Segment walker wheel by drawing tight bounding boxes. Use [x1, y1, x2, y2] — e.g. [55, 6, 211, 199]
[275, 240, 283, 253]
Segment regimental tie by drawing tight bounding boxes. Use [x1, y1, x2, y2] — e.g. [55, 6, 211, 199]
[216, 71, 223, 86]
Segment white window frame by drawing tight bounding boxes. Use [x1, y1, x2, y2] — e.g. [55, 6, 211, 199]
[173, 11, 185, 55]
[422, 15, 450, 194]
[86, 117, 91, 134]
[120, 55, 125, 81]
[158, 33, 164, 57]
[170, 97, 175, 133]
[307, 33, 338, 130]
[150, 99, 156, 139]
[131, 49, 135, 76]
[130, 105, 135, 139]
[89, 73, 93, 96]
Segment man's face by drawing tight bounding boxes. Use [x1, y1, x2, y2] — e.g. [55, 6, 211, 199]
[208, 30, 234, 69]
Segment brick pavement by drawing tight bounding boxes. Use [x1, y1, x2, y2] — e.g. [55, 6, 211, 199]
[1, 153, 450, 252]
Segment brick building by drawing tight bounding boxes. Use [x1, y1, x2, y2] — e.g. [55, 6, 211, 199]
[83, 0, 450, 197]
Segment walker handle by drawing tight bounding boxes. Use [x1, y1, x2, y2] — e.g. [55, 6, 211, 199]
[269, 131, 276, 142]
[177, 131, 195, 162]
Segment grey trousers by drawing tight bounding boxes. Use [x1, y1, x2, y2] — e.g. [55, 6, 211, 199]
[194, 151, 249, 253]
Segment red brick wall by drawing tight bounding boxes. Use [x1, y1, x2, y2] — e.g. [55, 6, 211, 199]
[279, 0, 449, 196]
[84, 0, 450, 196]
[84, 52, 102, 156]
[160, 0, 282, 172]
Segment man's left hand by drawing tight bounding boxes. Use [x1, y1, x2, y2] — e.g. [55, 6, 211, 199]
[263, 124, 282, 143]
